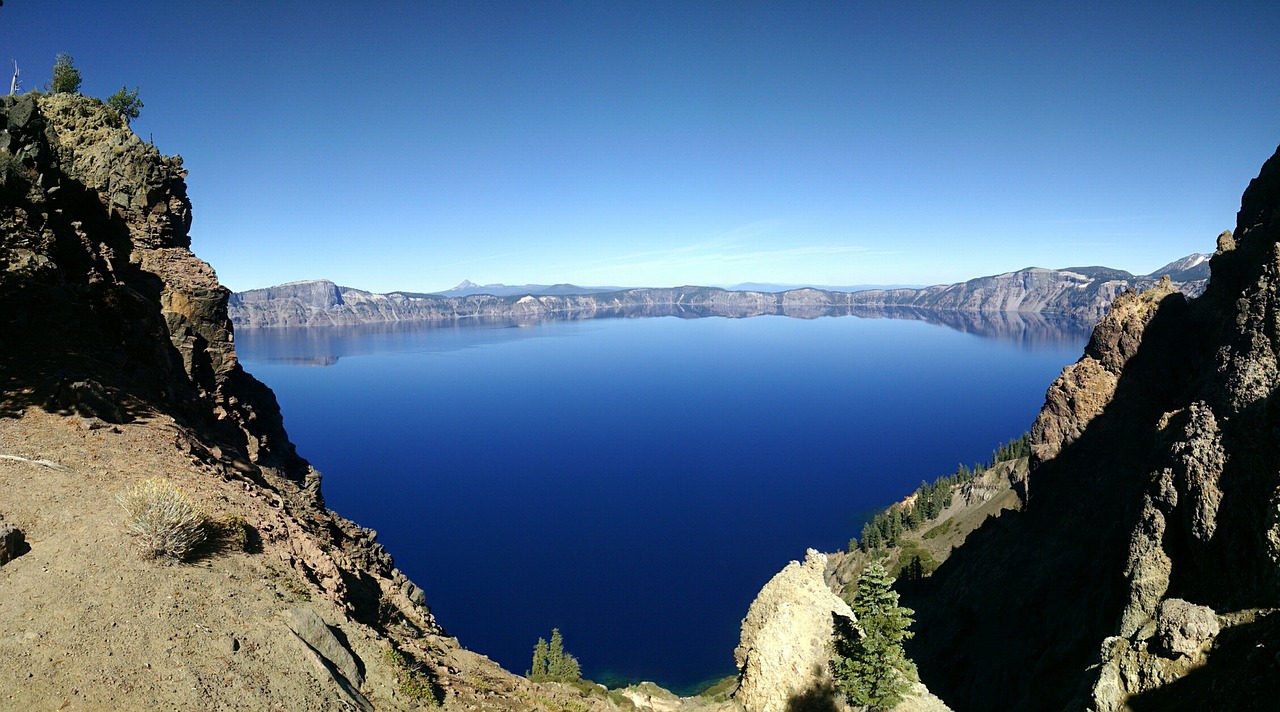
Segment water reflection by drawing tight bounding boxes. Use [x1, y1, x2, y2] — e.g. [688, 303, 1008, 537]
[236, 309, 1092, 366]
[846, 307, 1093, 350]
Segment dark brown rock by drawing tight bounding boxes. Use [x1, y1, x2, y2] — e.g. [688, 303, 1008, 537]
[904, 146, 1280, 712]
[0, 522, 24, 565]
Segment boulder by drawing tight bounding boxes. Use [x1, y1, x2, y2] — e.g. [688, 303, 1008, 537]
[1154, 598, 1219, 659]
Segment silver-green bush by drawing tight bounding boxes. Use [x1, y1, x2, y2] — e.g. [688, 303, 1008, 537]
[118, 479, 206, 561]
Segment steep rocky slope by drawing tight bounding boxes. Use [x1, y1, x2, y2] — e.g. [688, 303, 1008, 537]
[0, 92, 657, 711]
[227, 262, 1207, 330]
[902, 148, 1280, 711]
[845, 262, 1207, 324]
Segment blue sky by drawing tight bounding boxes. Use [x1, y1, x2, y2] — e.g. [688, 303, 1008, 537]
[4, 1, 1279, 292]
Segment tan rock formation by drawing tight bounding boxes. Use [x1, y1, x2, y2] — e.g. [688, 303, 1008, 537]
[733, 549, 854, 712]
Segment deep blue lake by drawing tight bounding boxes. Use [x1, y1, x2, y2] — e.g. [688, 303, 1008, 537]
[237, 312, 1088, 693]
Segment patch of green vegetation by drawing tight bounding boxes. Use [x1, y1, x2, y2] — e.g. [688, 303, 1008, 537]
[922, 519, 953, 540]
[382, 646, 440, 706]
[692, 674, 738, 701]
[208, 513, 251, 552]
[892, 541, 938, 580]
[852, 432, 1030, 554]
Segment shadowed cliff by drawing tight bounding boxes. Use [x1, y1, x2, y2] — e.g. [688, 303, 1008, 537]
[903, 146, 1280, 711]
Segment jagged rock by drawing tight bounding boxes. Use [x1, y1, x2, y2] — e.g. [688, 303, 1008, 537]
[282, 606, 364, 688]
[904, 146, 1280, 712]
[0, 522, 24, 565]
[1154, 598, 1220, 659]
[1030, 279, 1182, 465]
[734, 549, 854, 712]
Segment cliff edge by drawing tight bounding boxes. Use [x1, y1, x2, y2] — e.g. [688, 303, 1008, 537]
[903, 146, 1280, 711]
[0, 93, 630, 710]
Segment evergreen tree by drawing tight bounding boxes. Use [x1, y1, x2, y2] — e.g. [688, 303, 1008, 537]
[529, 628, 582, 683]
[900, 555, 925, 581]
[51, 52, 81, 94]
[529, 636, 550, 681]
[907, 503, 924, 529]
[547, 628, 566, 679]
[860, 522, 882, 552]
[831, 561, 918, 709]
[106, 86, 143, 125]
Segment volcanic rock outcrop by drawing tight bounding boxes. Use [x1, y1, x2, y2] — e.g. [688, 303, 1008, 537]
[733, 549, 855, 711]
[903, 147, 1280, 711]
[0, 93, 633, 710]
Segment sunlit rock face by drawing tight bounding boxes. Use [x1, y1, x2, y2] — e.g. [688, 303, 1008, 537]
[733, 549, 855, 712]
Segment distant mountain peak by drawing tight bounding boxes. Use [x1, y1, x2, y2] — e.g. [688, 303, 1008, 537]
[452, 279, 481, 290]
[1145, 252, 1213, 281]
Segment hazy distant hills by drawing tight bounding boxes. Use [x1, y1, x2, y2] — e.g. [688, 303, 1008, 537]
[228, 253, 1211, 329]
[424, 280, 629, 298]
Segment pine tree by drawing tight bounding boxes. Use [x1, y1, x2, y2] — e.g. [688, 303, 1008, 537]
[547, 628, 566, 679]
[529, 628, 582, 683]
[831, 561, 918, 709]
[860, 522, 882, 552]
[529, 636, 550, 681]
[106, 86, 143, 125]
[51, 52, 81, 94]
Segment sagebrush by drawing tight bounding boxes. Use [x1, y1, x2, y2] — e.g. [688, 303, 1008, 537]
[118, 479, 206, 561]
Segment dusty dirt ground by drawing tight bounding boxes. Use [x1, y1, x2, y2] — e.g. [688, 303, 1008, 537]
[0, 405, 610, 711]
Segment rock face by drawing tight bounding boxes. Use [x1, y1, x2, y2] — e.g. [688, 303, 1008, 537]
[846, 263, 1207, 324]
[903, 147, 1280, 711]
[733, 549, 855, 712]
[227, 261, 1208, 329]
[229, 281, 874, 327]
[0, 92, 300, 479]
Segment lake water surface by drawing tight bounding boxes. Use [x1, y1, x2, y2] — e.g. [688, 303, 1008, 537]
[238, 313, 1088, 693]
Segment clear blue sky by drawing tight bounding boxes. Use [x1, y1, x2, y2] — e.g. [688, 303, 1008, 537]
[5, 1, 1279, 292]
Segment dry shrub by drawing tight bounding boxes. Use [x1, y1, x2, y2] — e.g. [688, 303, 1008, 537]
[118, 479, 206, 562]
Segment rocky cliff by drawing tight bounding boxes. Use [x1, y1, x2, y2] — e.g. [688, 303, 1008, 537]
[227, 262, 1207, 330]
[228, 281, 877, 327]
[902, 148, 1280, 711]
[0, 93, 645, 710]
[845, 263, 1207, 324]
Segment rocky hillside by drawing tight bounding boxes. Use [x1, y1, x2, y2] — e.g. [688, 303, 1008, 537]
[845, 260, 1209, 324]
[228, 281, 882, 327]
[899, 148, 1280, 711]
[227, 260, 1207, 330]
[0, 92, 712, 711]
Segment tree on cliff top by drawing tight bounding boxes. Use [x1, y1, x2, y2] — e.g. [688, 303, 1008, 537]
[107, 86, 143, 125]
[51, 52, 81, 94]
[831, 561, 918, 709]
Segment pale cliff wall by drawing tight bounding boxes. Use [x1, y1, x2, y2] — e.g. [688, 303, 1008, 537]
[227, 268, 1207, 330]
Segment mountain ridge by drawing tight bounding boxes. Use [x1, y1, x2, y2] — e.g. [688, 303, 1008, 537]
[227, 255, 1210, 329]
